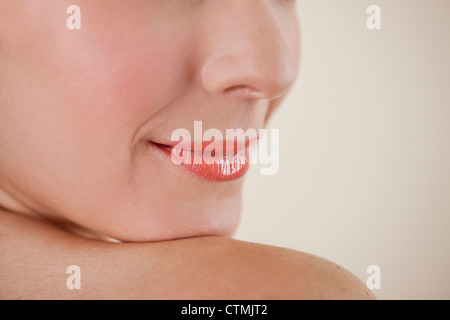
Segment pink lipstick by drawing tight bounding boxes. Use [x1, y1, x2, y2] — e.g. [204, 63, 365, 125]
[151, 139, 255, 181]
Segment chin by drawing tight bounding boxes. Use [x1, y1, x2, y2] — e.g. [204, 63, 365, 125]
[110, 220, 239, 243]
[103, 199, 242, 243]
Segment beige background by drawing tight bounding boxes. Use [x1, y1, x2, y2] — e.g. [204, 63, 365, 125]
[234, 0, 450, 299]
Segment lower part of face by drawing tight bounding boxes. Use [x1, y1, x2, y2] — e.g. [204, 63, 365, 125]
[0, 0, 299, 241]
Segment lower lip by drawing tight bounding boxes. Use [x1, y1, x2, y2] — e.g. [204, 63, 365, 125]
[150, 141, 252, 181]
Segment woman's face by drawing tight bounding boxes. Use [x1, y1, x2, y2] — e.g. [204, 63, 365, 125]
[0, 0, 299, 241]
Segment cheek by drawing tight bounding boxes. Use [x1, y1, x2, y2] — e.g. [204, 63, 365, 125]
[55, 27, 189, 191]
[50, 13, 191, 160]
[0, 8, 190, 215]
[54, 34, 186, 142]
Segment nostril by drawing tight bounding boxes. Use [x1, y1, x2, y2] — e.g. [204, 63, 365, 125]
[225, 85, 266, 99]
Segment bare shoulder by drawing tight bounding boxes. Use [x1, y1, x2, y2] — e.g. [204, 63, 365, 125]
[172, 237, 376, 300]
[0, 211, 375, 300]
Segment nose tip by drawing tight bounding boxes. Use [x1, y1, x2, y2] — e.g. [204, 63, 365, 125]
[201, 51, 297, 100]
[196, 0, 299, 102]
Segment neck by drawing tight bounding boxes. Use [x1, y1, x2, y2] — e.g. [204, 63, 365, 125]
[0, 191, 120, 243]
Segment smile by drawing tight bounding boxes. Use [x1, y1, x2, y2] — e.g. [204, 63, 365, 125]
[150, 139, 252, 181]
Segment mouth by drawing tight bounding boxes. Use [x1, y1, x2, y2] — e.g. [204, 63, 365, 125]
[149, 139, 256, 181]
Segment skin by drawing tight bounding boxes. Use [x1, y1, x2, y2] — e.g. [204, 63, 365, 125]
[0, 209, 375, 300]
[0, 0, 298, 242]
[0, 0, 376, 299]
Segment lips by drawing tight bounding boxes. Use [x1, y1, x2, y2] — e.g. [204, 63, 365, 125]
[150, 139, 254, 181]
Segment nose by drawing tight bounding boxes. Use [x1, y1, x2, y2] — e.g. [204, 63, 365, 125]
[199, 0, 299, 101]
